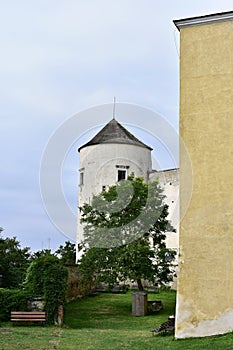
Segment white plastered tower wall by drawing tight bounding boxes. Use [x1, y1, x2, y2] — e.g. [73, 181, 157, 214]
[76, 118, 180, 265]
[77, 142, 152, 247]
[76, 118, 154, 259]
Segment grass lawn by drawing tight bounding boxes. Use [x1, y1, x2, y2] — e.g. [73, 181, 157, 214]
[1, 290, 233, 349]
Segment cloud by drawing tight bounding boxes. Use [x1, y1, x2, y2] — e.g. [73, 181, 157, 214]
[1, 0, 233, 251]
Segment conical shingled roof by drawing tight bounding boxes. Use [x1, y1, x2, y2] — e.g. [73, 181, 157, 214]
[78, 118, 152, 152]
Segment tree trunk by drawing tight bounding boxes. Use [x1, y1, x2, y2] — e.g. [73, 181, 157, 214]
[137, 278, 144, 291]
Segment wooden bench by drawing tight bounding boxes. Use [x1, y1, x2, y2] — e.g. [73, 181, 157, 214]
[11, 311, 46, 324]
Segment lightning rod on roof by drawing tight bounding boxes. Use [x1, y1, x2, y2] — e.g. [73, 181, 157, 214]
[113, 96, 116, 119]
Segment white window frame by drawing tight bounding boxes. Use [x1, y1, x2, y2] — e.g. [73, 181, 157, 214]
[116, 165, 129, 182]
[79, 170, 84, 186]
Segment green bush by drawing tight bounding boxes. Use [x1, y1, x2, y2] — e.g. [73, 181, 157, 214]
[24, 254, 59, 296]
[0, 288, 29, 321]
[24, 252, 68, 324]
[44, 264, 68, 324]
[0, 235, 31, 289]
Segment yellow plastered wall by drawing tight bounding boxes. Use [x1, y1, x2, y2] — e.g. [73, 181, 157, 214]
[176, 19, 233, 338]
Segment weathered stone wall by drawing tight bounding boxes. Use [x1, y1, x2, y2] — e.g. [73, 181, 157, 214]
[175, 16, 233, 338]
[65, 265, 83, 301]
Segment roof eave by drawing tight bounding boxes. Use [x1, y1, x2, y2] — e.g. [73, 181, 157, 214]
[174, 10, 233, 31]
[78, 141, 153, 153]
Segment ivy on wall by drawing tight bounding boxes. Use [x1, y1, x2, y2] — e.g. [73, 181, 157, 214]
[24, 253, 68, 324]
[43, 264, 68, 324]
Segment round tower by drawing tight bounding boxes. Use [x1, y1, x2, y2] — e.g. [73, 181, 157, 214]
[77, 118, 153, 250]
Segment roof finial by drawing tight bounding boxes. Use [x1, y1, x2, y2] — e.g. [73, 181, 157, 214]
[113, 96, 116, 119]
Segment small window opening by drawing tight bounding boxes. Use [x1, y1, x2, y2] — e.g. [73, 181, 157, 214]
[80, 172, 84, 185]
[102, 185, 106, 192]
[118, 170, 126, 182]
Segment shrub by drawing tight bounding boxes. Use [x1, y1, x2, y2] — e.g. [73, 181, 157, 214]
[24, 254, 59, 296]
[0, 288, 29, 321]
[24, 252, 68, 324]
[43, 264, 68, 324]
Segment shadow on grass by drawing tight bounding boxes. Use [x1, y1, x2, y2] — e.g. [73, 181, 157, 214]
[64, 290, 176, 331]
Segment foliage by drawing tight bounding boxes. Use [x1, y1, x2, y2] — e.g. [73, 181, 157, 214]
[0, 230, 31, 288]
[55, 241, 76, 265]
[43, 263, 68, 324]
[30, 248, 53, 260]
[65, 265, 83, 301]
[78, 175, 176, 290]
[0, 288, 29, 321]
[24, 251, 60, 296]
[24, 251, 68, 324]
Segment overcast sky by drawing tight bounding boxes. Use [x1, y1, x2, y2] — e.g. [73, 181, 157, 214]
[1, 0, 233, 252]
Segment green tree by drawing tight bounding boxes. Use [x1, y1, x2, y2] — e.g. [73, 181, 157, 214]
[24, 251, 60, 296]
[55, 241, 76, 265]
[78, 175, 176, 291]
[0, 230, 31, 288]
[30, 249, 53, 260]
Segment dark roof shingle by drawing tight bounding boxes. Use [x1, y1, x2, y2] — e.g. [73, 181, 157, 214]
[78, 118, 152, 152]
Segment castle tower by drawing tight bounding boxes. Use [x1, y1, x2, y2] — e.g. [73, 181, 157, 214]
[77, 118, 152, 251]
[174, 11, 233, 338]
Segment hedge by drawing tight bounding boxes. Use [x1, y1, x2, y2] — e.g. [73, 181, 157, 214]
[0, 288, 29, 321]
[24, 254, 68, 324]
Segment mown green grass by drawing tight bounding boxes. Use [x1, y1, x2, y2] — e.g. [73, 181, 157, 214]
[0, 326, 62, 350]
[62, 290, 233, 350]
[1, 290, 233, 349]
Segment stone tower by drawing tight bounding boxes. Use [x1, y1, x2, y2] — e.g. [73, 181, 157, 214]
[174, 11, 233, 338]
[77, 118, 153, 253]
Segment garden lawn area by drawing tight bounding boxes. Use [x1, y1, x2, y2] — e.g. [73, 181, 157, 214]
[1, 290, 233, 350]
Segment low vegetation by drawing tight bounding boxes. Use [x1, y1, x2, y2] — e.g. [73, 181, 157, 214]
[24, 253, 68, 324]
[1, 290, 233, 350]
[0, 234, 73, 325]
[0, 289, 29, 321]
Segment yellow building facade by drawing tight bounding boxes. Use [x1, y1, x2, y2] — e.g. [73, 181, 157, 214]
[174, 11, 233, 338]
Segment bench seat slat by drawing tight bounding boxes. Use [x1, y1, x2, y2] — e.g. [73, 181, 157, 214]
[11, 316, 46, 319]
[11, 311, 46, 323]
[11, 314, 45, 317]
[11, 318, 46, 322]
[11, 311, 45, 316]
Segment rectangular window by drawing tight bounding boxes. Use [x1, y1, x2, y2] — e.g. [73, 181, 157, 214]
[118, 169, 126, 182]
[80, 172, 84, 185]
[116, 165, 129, 169]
